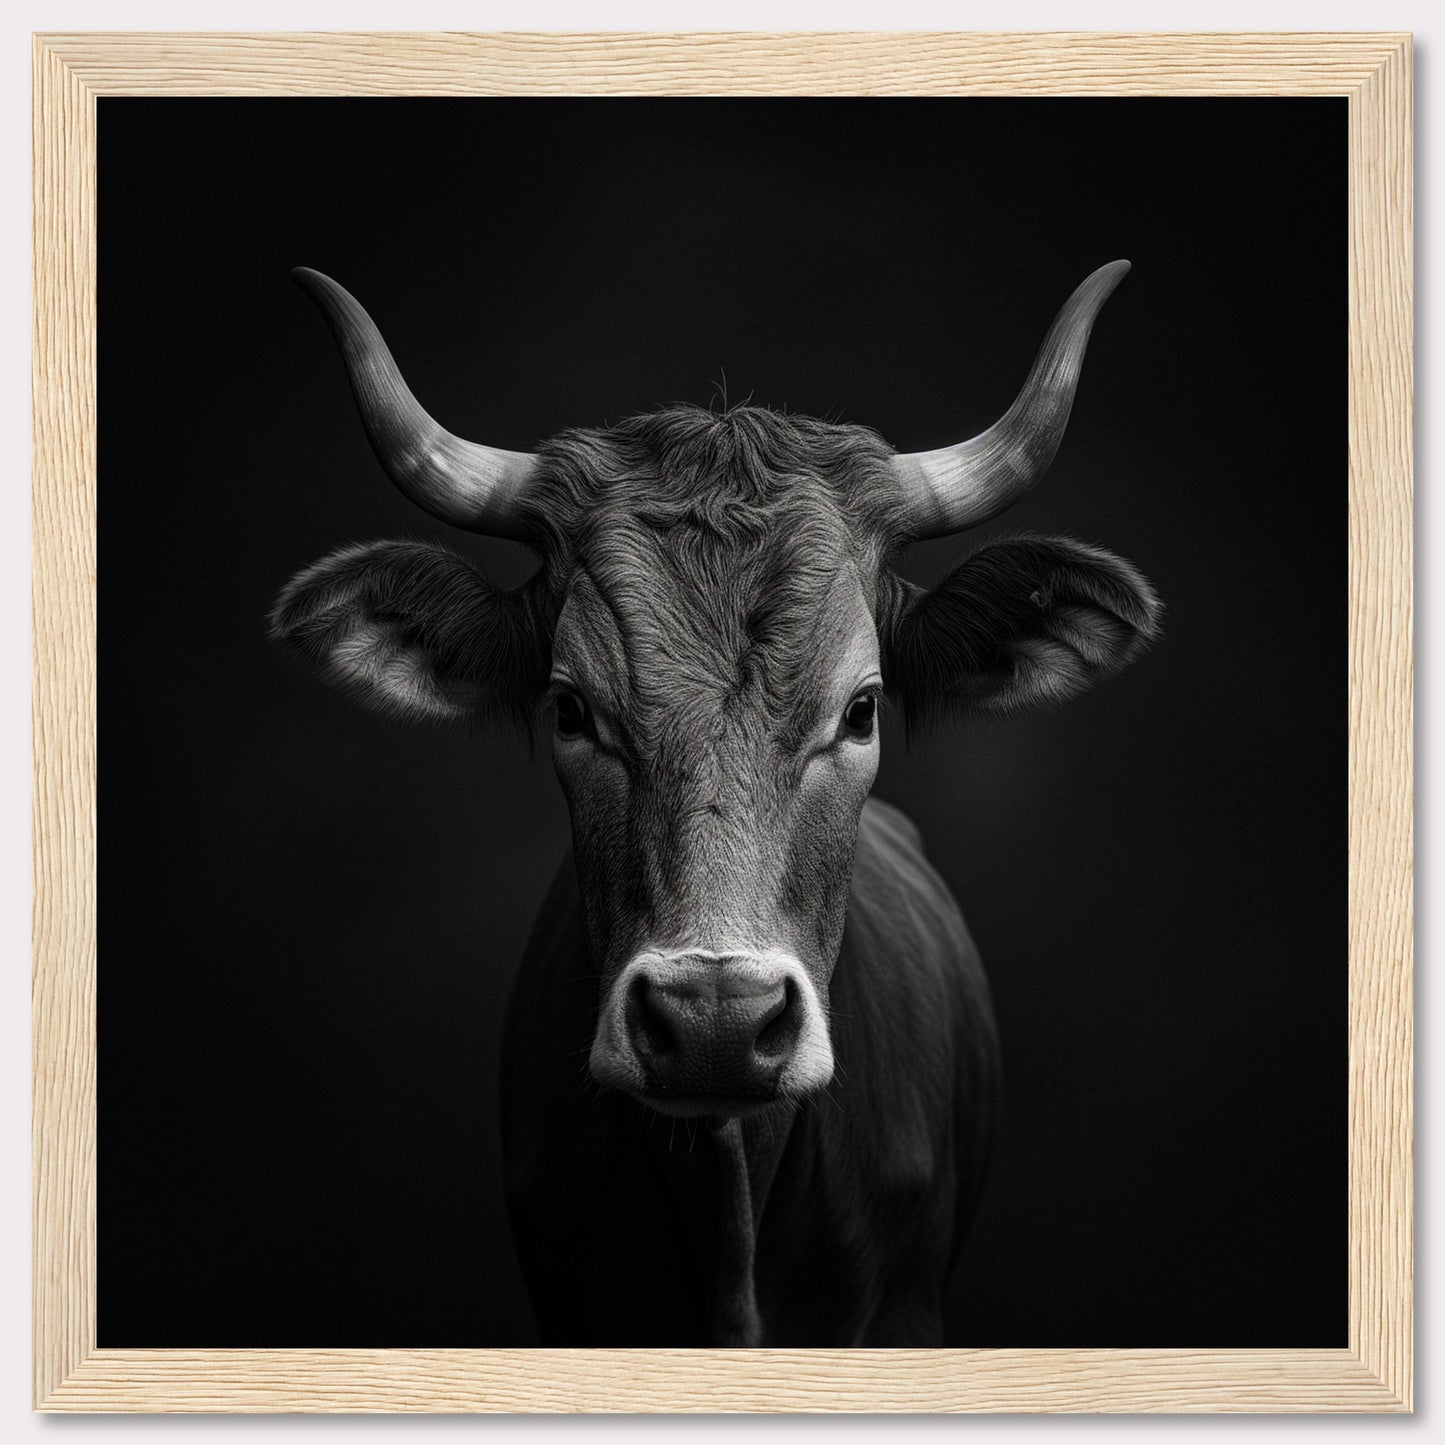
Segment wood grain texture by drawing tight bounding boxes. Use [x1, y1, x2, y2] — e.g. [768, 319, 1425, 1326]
[1345, 35, 1413, 1412]
[32, 33, 97, 1413]
[38, 1347, 1398, 1413]
[31, 31, 1413, 1413]
[35, 30, 1410, 96]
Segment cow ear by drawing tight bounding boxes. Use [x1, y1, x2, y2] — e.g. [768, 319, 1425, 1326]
[882, 536, 1162, 722]
[270, 540, 545, 724]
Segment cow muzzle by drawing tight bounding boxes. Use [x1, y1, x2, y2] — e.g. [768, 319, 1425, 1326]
[589, 950, 834, 1117]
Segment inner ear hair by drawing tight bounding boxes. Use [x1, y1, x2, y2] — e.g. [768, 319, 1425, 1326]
[270, 539, 548, 728]
[879, 534, 1163, 729]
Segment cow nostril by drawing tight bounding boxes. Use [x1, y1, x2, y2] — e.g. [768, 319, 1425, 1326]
[620, 962, 810, 1094]
[627, 975, 678, 1060]
[752, 979, 800, 1060]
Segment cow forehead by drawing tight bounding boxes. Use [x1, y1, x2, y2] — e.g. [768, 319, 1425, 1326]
[551, 521, 878, 741]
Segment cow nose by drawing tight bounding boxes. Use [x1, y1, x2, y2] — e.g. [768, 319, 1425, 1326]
[589, 949, 835, 1111]
[624, 956, 803, 1098]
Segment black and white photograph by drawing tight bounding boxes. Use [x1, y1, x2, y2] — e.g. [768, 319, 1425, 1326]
[96, 94, 1346, 1350]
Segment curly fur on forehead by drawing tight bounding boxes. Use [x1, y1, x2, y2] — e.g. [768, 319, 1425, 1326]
[518, 405, 907, 570]
[527, 406, 899, 730]
[514, 404, 901, 734]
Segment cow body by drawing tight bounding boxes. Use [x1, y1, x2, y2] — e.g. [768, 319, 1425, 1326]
[273, 261, 1159, 1347]
[502, 797, 998, 1346]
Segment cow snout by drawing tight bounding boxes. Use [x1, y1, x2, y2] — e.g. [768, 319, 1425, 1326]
[589, 951, 834, 1115]
[630, 968, 795, 1087]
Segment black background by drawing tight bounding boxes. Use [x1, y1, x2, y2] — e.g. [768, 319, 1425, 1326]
[98, 97, 1346, 1347]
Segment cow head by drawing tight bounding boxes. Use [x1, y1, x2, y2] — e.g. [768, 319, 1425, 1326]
[273, 263, 1161, 1119]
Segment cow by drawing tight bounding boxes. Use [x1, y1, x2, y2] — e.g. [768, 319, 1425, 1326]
[271, 261, 1161, 1347]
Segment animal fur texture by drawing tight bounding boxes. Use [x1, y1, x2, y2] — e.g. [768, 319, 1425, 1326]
[272, 266, 1162, 1345]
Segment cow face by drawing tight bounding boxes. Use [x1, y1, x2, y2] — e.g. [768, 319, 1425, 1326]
[539, 424, 896, 1112]
[273, 265, 1162, 1119]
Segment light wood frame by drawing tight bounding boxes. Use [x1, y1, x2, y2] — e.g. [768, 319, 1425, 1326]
[33, 31, 1412, 1413]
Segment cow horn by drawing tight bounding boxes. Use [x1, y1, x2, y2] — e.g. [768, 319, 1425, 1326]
[893, 260, 1131, 540]
[292, 268, 538, 541]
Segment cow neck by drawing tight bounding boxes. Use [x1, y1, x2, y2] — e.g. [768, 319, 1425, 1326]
[645, 1104, 796, 1347]
[709, 1118, 760, 1345]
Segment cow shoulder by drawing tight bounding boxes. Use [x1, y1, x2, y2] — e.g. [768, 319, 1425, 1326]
[834, 795, 1000, 1203]
[846, 794, 983, 1005]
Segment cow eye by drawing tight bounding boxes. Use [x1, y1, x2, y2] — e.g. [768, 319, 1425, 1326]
[843, 693, 877, 737]
[554, 690, 591, 739]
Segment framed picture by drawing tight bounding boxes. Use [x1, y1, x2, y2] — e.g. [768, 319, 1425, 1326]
[33, 31, 1412, 1412]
